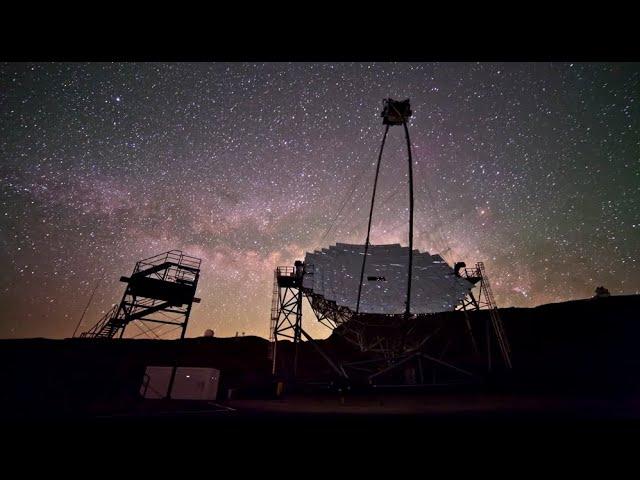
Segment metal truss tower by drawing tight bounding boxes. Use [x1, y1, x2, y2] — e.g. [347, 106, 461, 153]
[80, 250, 201, 340]
[269, 262, 347, 380]
[456, 262, 512, 369]
[269, 265, 303, 375]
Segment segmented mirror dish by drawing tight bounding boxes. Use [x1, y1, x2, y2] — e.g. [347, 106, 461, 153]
[302, 243, 474, 315]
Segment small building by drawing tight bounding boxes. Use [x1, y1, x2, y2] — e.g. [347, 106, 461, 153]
[141, 366, 220, 400]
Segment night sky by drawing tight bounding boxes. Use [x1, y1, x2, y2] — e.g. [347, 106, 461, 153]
[1, 62, 638, 340]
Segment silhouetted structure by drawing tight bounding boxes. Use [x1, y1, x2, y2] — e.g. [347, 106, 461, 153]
[381, 98, 412, 125]
[80, 250, 201, 339]
[269, 99, 511, 386]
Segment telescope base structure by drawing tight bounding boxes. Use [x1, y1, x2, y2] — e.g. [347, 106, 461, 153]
[269, 262, 511, 387]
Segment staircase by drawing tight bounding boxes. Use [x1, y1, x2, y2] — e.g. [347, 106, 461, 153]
[477, 262, 512, 369]
[92, 321, 121, 339]
[80, 304, 121, 339]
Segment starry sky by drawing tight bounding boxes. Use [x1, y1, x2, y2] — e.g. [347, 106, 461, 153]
[1, 62, 638, 340]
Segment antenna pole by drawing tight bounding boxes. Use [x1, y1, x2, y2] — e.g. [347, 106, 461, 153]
[72, 273, 103, 338]
[357, 99, 413, 319]
[356, 124, 389, 315]
[403, 120, 414, 319]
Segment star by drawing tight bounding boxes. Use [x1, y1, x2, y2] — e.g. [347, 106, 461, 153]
[0, 62, 637, 339]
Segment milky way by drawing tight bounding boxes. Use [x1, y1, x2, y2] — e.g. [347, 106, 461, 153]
[1, 62, 638, 340]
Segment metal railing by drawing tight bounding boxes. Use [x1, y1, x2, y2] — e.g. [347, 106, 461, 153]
[134, 250, 201, 274]
[276, 266, 295, 277]
[133, 250, 201, 284]
[462, 266, 482, 279]
[79, 304, 119, 338]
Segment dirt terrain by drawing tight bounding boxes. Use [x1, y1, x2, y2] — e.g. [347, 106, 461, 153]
[1, 295, 639, 422]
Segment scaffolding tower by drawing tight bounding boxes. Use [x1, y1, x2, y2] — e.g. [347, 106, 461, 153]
[80, 250, 201, 339]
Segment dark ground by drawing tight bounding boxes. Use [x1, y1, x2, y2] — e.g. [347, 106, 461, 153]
[1, 295, 639, 437]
